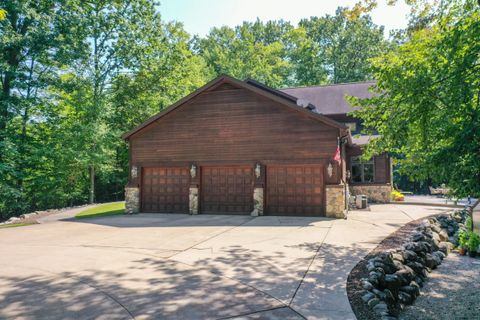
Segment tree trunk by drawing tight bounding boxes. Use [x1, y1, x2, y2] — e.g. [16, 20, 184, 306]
[89, 165, 95, 204]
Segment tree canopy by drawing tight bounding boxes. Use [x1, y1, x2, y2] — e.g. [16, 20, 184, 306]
[2, 0, 475, 219]
[351, 0, 480, 197]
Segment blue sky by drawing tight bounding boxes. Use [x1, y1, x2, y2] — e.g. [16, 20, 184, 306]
[159, 0, 411, 37]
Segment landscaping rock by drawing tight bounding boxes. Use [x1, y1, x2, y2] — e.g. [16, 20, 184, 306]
[398, 291, 414, 305]
[368, 297, 381, 308]
[438, 242, 451, 255]
[362, 280, 374, 291]
[362, 292, 376, 303]
[425, 253, 441, 269]
[372, 302, 389, 314]
[384, 274, 402, 290]
[400, 284, 420, 298]
[357, 209, 470, 318]
[402, 250, 417, 261]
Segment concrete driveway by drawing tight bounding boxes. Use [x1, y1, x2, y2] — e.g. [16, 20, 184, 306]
[0, 205, 448, 320]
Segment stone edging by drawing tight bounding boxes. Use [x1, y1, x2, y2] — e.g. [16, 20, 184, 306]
[347, 209, 469, 319]
[0, 204, 95, 226]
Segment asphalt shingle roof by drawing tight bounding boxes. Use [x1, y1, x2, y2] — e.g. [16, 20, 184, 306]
[280, 81, 376, 115]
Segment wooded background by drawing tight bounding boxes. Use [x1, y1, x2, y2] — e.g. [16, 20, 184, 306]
[1, 0, 478, 220]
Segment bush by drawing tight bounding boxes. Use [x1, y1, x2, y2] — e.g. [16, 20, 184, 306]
[458, 230, 470, 249]
[467, 232, 480, 253]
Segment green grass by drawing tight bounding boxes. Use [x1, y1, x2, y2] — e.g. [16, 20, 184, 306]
[75, 202, 125, 219]
[0, 222, 35, 229]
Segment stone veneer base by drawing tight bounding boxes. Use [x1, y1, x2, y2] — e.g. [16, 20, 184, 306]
[350, 184, 392, 203]
[326, 185, 346, 219]
[189, 187, 199, 214]
[125, 187, 140, 214]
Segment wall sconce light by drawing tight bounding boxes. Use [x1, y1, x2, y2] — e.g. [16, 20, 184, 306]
[255, 163, 261, 179]
[327, 163, 333, 178]
[131, 166, 138, 179]
[190, 164, 197, 179]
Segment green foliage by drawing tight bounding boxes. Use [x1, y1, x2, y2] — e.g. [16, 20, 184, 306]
[0, 2, 395, 220]
[467, 232, 480, 252]
[351, 0, 480, 197]
[292, 8, 390, 85]
[195, 19, 294, 87]
[0, 222, 35, 229]
[75, 202, 125, 219]
[196, 10, 388, 87]
[458, 229, 470, 249]
[0, 0, 209, 220]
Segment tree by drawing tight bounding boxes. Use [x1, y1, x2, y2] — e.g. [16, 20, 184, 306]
[291, 8, 389, 85]
[195, 19, 294, 87]
[0, 0, 85, 218]
[351, 0, 480, 197]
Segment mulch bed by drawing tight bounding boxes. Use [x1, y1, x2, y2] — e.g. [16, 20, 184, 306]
[346, 214, 441, 320]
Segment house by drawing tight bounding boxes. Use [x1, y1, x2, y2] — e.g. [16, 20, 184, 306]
[122, 75, 392, 218]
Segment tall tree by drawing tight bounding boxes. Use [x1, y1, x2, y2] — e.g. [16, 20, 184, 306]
[195, 19, 294, 87]
[292, 8, 389, 85]
[0, 0, 84, 217]
[351, 0, 480, 197]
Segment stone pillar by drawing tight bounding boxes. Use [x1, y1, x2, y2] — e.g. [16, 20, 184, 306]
[125, 187, 140, 214]
[326, 185, 346, 219]
[189, 186, 199, 215]
[251, 187, 264, 216]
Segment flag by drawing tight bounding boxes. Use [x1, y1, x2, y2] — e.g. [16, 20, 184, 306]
[333, 139, 341, 164]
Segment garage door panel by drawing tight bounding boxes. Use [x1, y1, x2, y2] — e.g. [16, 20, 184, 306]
[201, 166, 253, 214]
[266, 165, 324, 216]
[141, 167, 189, 213]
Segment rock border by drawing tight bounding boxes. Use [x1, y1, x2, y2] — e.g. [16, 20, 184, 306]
[0, 204, 93, 226]
[347, 209, 469, 320]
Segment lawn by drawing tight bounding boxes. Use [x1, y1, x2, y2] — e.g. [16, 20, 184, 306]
[75, 202, 125, 219]
[0, 223, 36, 229]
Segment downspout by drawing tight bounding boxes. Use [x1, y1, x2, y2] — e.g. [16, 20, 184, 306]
[340, 134, 350, 219]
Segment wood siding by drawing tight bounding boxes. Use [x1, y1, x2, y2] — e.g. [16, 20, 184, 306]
[130, 85, 341, 182]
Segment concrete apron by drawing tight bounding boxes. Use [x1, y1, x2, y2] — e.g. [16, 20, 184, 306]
[0, 205, 450, 320]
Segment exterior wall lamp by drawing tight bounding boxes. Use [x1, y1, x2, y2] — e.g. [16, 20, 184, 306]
[327, 163, 333, 178]
[255, 163, 261, 179]
[190, 164, 197, 179]
[131, 165, 138, 179]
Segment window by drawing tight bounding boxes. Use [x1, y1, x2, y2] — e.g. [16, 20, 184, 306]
[351, 157, 374, 183]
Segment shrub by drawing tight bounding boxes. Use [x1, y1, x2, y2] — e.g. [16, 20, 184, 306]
[467, 232, 480, 253]
[458, 230, 470, 249]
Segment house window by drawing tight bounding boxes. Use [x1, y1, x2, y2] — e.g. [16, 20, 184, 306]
[351, 157, 374, 183]
[344, 122, 357, 133]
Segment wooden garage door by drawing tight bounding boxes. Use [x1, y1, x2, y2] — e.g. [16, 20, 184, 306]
[266, 165, 324, 216]
[141, 167, 189, 213]
[201, 166, 253, 214]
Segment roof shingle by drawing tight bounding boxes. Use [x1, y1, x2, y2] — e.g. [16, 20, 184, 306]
[280, 81, 376, 115]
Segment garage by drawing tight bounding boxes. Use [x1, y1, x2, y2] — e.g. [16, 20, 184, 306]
[141, 167, 190, 213]
[124, 75, 349, 218]
[266, 165, 324, 216]
[201, 166, 254, 214]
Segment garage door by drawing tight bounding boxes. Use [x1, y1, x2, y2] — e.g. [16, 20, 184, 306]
[266, 165, 324, 216]
[201, 166, 253, 214]
[141, 167, 190, 213]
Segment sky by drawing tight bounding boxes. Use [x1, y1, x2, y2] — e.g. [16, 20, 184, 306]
[159, 0, 412, 38]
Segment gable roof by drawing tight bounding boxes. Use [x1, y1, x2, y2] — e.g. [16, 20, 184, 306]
[280, 81, 376, 115]
[122, 75, 348, 140]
